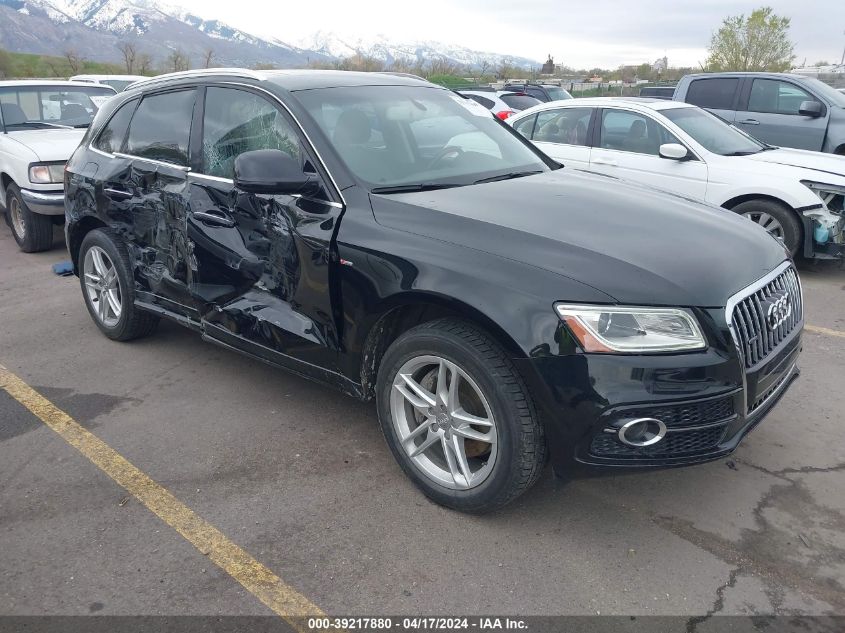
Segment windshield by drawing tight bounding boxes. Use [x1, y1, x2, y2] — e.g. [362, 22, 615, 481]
[295, 85, 550, 190]
[797, 77, 845, 108]
[662, 106, 766, 155]
[0, 85, 115, 129]
[544, 87, 572, 101]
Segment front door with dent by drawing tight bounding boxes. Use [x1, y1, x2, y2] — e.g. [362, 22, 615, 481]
[186, 85, 344, 372]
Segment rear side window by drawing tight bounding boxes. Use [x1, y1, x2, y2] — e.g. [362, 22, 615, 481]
[513, 114, 536, 139]
[201, 87, 301, 179]
[126, 89, 196, 165]
[534, 107, 592, 146]
[94, 100, 136, 154]
[526, 88, 547, 101]
[747, 79, 814, 115]
[685, 78, 740, 110]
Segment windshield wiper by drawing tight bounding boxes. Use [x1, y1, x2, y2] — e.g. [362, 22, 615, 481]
[5, 121, 73, 130]
[371, 183, 462, 194]
[724, 145, 779, 156]
[473, 170, 543, 185]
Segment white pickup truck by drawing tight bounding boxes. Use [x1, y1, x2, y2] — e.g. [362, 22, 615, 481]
[1, 80, 116, 251]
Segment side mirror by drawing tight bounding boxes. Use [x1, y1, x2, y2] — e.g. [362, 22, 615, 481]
[798, 100, 823, 117]
[658, 143, 690, 160]
[234, 149, 314, 195]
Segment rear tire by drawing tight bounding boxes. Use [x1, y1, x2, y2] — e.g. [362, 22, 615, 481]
[376, 318, 545, 513]
[5, 183, 54, 252]
[78, 228, 159, 341]
[732, 199, 802, 257]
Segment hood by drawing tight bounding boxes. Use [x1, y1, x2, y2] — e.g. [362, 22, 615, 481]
[369, 169, 788, 307]
[745, 147, 845, 181]
[6, 129, 86, 162]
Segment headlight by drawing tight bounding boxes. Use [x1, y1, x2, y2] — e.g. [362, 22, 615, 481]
[555, 304, 706, 353]
[29, 163, 65, 184]
[801, 180, 845, 214]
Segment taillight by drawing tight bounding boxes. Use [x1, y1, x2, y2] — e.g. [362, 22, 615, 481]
[496, 110, 516, 120]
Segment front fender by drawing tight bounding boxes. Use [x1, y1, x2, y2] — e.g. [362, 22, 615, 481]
[334, 202, 615, 385]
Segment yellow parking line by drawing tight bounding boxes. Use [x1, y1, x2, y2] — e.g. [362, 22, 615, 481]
[805, 324, 845, 339]
[0, 364, 324, 629]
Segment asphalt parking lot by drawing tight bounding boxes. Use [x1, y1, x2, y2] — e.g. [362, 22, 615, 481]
[1, 224, 844, 622]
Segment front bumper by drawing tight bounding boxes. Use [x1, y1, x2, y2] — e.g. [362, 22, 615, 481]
[516, 321, 802, 476]
[20, 189, 65, 216]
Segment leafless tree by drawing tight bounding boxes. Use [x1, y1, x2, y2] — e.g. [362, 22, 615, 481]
[117, 42, 137, 73]
[427, 56, 460, 77]
[165, 49, 190, 72]
[202, 48, 215, 69]
[64, 49, 83, 74]
[495, 59, 514, 80]
[137, 53, 153, 74]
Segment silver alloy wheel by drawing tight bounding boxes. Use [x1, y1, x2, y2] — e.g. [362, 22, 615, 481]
[83, 245, 122, 328]
[390, 355, 498, 490]
[8, 195, 25, 239]
[742, 211, 784, 239]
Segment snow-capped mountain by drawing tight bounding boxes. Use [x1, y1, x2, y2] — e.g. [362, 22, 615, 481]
[0, 0, 539, 71]
[298, 30, 538, 69]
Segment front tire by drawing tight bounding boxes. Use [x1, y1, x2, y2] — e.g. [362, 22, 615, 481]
[376, 318, 545, 513]
[732, 199, 802, 257]
[5, 183, 54, 252]
[78, 229, 159, 341]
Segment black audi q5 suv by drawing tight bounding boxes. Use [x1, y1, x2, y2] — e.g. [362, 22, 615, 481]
[65, 69, 802, 512]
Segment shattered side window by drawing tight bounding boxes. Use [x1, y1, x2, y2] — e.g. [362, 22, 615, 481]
[202, 87, 301, 179]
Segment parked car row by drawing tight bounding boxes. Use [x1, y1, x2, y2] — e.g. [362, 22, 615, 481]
[0, 70, 813, 512]
[457, 89, 542, 119]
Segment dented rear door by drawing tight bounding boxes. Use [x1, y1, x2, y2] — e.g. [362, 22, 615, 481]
[120, 88, 198, 319]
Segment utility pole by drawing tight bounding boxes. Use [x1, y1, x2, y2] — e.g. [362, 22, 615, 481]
[841, 30, 845, 66]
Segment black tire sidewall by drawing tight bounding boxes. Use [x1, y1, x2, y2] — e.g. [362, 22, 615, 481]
[5, 184, 28, 247]
[79, 229, 137, 340]
[734, 200, 802, 257]
[376, 325, 530, 512]
[5, 183, 54, 252]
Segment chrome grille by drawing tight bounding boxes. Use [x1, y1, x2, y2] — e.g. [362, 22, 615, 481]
[731, 266, 802, 369]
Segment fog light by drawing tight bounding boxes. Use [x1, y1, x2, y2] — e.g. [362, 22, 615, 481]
[617, 418, 667, 447]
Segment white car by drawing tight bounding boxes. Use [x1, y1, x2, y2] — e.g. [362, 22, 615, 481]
[458, 90, 541, 120]
[70, 74, 148, 92]
[509, 97, 845, 258]
[1, 80, 116, 251]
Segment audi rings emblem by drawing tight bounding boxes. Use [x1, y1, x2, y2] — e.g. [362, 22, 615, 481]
[765, 293, 792, 330]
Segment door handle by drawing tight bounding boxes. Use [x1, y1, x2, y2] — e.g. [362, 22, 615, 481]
[592, 158, 617, 166]
[192, 210, 236, 228]
[103, 187, 132, 200]
[739, 119, 760, 125]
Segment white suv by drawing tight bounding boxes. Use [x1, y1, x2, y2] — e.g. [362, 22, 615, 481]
[0, 80, 115, 251]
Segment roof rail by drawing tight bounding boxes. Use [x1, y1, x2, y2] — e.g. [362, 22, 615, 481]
[126, 68, 266, 90]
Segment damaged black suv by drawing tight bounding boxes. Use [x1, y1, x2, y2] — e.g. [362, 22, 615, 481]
[65, 69, 802, 513]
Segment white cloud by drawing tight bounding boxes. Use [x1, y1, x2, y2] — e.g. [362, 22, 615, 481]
[175, 0, 845, 69]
